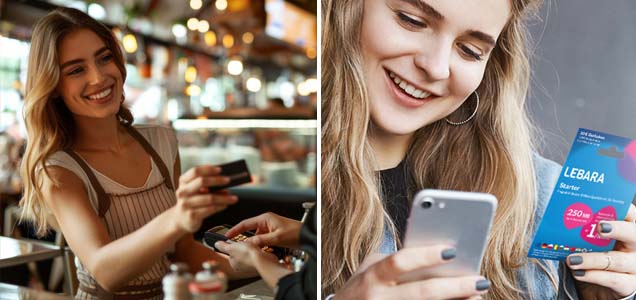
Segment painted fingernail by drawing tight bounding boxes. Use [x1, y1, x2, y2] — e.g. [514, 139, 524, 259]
[600, 222, 612, 233]
[441, 248, 457, 260]
[569, 256, 583, 265]
[572, 270, 585, 277]
[475, 279, 490, 291]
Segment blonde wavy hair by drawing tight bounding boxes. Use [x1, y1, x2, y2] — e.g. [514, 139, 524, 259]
[19, 7, 133, 236]
[321, 0, 550, 299]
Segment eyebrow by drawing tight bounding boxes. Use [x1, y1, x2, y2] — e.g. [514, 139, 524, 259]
[400, 0, 497, 48]
[60, 46, 110, 70]
[467, 30, 496, 47]
[401, 0, 444, 21]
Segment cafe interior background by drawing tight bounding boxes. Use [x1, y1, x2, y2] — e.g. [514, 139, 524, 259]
[0, 0, 316, 296]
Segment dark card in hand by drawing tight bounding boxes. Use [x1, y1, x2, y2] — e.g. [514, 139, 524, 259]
[208, 159, 252, 192]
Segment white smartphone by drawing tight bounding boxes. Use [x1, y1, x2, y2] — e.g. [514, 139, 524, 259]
[398, 189, 497, 283]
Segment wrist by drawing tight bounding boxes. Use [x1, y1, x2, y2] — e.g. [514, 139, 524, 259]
[166, 207, 188, 237]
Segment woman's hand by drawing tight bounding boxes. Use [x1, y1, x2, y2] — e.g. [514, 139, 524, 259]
[568, 204, 636, 300]
[332, 246, 490, 300]
[172, 165, 238, 233]
[225, 212, 302, 248]
[214, 241, 274, 273]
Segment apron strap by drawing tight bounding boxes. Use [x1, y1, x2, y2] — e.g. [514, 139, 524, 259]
[63, 149, 110, 217]
[123, 125, 175, 190]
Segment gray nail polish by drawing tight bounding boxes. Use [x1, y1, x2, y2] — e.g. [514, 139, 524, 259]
[441, 248, 457, 260]
[572, 270, 586, 277]
[476, 279, 490, 291]
[569, 256, 583, 265]
[600, 222, 612, 233]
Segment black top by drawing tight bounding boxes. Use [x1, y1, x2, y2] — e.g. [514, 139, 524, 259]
[379, 160, 411, 243]
[275, 206, 317, 300]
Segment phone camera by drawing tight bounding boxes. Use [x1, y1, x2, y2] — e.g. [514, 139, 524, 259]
[421, 197, 434, 209]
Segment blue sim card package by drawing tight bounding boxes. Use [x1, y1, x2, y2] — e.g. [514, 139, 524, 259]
[528, 128, 636, 261]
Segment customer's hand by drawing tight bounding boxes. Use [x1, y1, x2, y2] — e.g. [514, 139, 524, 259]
[172, 165, 238, 233]
[226, 212, 302, 248]
[332, 246, 490, 300]
[214, 241, 274, 273]
[568, 204, 636, 299]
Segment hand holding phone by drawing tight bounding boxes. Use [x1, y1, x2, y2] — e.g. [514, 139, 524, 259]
[398, 189, 497, 283]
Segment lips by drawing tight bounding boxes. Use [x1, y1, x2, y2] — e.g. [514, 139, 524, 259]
[384, 68, 437, 108]
[83, 84, 114, 103]
[388, 71, 432, 99]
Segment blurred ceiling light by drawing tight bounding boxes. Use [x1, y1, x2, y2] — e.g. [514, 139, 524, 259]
[306, 47, 317, 59]
[122, 34, 138, 53]
[280, 81, 296, 106]
[87, 3, 106, 20]
[242, 32, 254, 44]
[187, 18, 199, 31]
[227, 59, 243, 76]
[204, 31, 217, 46]
[246, 77, 262, 92]
[171, 24, 187, 38]
[222, 34, 234, 48]
[190, 0, 202, 10]
[185, 84, 201, 96]
[305, 78, 318, 94]
[297, 81, 310, 96]
[216, 0, 228, 11]
[198, 20, 210, 33]
[185, 66, 197, 83]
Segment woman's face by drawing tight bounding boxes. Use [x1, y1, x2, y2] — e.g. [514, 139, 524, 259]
[56, 29, 123, 119]
[361, 0, 511, 135]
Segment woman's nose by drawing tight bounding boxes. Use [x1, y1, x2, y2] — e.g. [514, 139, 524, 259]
[413, 42, 451, 81]
[86, 64, 106, 85]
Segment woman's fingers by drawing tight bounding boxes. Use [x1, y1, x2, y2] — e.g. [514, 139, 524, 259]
[179, 165, 221, 185]
[226, 216, 265, 238]
[571, 269, 636, 297]
[387, 276, 489, 300]
[567, 252, 636, 273]
[177, 176, 230, 197]
[181, 194, 237, 209]
[371, 246, 456, 282]
[596, 220, 636, 250]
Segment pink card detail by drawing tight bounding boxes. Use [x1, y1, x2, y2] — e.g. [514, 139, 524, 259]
[580, 206, 616, 246]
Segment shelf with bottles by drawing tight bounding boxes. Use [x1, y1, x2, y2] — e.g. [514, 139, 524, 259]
[172, 118, 317, 193]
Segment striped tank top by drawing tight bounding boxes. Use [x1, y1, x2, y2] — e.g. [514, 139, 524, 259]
[53, 125, 178, 299]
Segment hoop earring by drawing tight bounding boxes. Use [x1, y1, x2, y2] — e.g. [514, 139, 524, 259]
[445, 91, 479, 126]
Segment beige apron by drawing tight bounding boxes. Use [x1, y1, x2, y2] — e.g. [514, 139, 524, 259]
[64, 125, 177, 300]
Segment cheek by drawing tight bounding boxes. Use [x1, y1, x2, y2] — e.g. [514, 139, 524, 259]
[450, 64, 486, 100]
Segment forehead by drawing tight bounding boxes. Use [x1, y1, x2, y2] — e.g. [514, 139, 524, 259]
[57, 28, 108, 63]
[416, 0, 512, 38]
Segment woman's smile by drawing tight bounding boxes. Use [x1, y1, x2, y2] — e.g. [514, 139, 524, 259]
[384, 68, 438, 108]
[83, 83, 115, 104]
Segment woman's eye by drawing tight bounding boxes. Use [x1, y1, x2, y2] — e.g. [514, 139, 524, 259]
[458, 44, 484, 61]
[396, 12, 427, 28]
[99, 54, 113, 63]
[67, 67, 83, 75]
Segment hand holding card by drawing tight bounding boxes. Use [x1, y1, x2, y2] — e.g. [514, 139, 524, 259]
[208, 159, 252, 193]
[529, 128, 636, 261]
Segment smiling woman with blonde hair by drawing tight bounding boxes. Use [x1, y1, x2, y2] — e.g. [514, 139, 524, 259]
[322, 0, 636, 299]
[19, 7, 254, 299]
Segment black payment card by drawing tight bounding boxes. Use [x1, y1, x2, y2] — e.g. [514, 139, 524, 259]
[208, 159, 252, 192]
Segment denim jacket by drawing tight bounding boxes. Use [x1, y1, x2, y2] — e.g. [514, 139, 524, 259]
[378, 154, 581, 299]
